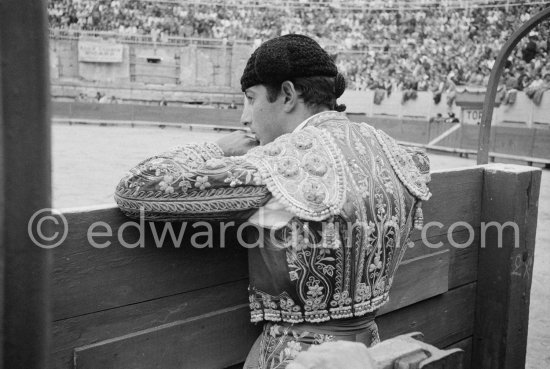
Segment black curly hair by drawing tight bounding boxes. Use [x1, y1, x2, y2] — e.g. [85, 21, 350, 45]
[264, 74, 347, 113]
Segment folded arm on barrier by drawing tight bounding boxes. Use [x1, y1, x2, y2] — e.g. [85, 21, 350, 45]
[114, 142, 272, 221]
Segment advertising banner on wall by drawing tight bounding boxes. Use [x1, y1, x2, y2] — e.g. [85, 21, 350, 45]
[78, 41, 124, 63]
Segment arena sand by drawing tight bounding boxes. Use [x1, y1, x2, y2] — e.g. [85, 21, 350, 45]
[52, 124, 549, 368]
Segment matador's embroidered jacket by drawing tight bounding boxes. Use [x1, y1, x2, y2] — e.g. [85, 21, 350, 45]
[115, 111, 431, 324]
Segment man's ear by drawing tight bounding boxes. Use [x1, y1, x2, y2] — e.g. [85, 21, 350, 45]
[280, 80, 298, 113]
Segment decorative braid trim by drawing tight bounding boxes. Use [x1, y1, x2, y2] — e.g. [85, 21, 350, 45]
[370, 127, 432, 201]
[203, 142, 225, 158]
[115, 186, 269, 219]
[248, 291, 391, 324]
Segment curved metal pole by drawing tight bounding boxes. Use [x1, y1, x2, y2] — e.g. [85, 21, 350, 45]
[478, 6, 550, 164]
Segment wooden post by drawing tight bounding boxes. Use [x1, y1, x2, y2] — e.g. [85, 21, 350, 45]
[0, 18, 5, 368]
[472, 164, 541, 368]
[0, 0, 52, 368]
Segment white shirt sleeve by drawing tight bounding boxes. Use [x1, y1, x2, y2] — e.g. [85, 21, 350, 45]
[247, 197, 294, 230]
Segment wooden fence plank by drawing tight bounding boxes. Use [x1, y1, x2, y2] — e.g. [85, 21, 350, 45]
[54, 209, 248, 320]
[412, 167, 483, 240]
[1, 0, 52, 368]
[472, 164, 541, 369]
[379, 283, 476, 349]
[405, 228, 479, 289]
[73, 305, 257, 369]
[445, 337, 472, 369]
[447, 230, 479, 289]
[379, 250, 449, 314]
[51, 280, 251, 369]
[69, 284, 476, 369]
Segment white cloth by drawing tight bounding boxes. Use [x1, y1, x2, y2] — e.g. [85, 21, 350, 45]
[286, 341, 375, 369]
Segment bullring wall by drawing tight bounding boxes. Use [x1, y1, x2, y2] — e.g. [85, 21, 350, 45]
[50, 38, 550, 127]
[50, 38, 252, 89]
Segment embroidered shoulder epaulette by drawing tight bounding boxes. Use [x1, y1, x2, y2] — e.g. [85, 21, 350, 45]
[245, 126, 347, 221]
[367, 126, 432, 201]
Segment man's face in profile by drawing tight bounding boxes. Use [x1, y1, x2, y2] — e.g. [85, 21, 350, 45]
[241, 84, 285, 145]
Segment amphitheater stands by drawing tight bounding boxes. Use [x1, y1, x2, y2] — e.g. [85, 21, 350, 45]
[48, 0, 550, 94]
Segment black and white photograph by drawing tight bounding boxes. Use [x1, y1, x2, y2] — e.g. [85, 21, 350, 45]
[1, 0, 549, 368]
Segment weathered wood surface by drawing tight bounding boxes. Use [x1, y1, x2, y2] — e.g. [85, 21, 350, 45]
[53, 209, 248, 320]
[446, 337, 472, 369]
[411, 168, 483, 240]
[51, 280, 251, 368]
[1, 0, 52, 368]
[0, 25, 5, 369]
[378, 283, 476, 348]
[73, 305, 256, 369]
[379, 249, 449, 314]
[368, 332, 464, 369]
[63, 284, 475, 369]
[472, 164, 541, 369]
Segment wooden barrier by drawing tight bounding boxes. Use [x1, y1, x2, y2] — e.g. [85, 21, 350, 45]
[341, 89, 550, 129]
[433, 124, 550, 165]
[49, 164, 540, 369]
[50, 101, 550, 165]
[50, 100, 550, 165]
[330, 90, 463, 120]
[52, 102, 243, 127]
[368, 333, 464, 368]
[493, 92, 534, 125]
[532, 93, 550, 126]
[1, 0, 52, 368]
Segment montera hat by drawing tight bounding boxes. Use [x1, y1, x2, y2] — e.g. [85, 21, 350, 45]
[240, 34, 345, 97]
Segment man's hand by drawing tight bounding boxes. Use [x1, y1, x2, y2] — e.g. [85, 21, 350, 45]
[215, 131, 260, 157]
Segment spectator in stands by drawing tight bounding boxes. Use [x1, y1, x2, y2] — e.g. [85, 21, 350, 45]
[525, 67, 550, 105]
[75, 92, 87, 102]
[523, 32, 538, 63]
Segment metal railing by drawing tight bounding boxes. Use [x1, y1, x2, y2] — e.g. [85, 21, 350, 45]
[48, 28, 391, 52]
[48, 28, 251, 47]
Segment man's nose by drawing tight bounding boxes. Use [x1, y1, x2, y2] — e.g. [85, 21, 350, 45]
[240, 107, 252, 129]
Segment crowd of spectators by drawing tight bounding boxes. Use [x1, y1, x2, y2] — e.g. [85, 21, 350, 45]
[48, 0, 550, 98]
[332, 3, 550, 106]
